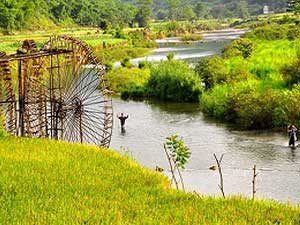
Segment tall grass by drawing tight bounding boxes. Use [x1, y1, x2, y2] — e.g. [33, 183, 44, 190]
[0, 135, 299, 224]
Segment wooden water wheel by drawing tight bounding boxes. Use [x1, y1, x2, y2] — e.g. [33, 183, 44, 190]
[0, 36, 113, 147]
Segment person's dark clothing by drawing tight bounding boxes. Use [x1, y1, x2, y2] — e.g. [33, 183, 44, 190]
[288, 127, 297, 146]
[289, 131, 295, 146]
[118, 115, 128, 127]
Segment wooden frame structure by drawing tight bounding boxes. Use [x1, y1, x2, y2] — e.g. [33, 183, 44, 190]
[0, 36, 113, 147]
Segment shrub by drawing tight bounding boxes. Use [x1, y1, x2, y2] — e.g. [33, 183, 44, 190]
[200, 79, 291, 129]
[275, 88, 300, 127]
[195, 56, 229, 89]
[226, 87, 280, 129]
[126, 29, 157, 48]
[106, 67, 150, 94]
[138, 60, 152, 69]
[121, 83, 147, 100]
[226, 57, 252, 82]
[181, 34, 203, 42]
[248, 25, 288, 40]
[147, 60, 202, 102]
[281, 59, 300, 88]
[287, 27, 300, 41]
[223, 38, 254, 59]
[114, 27, 125, 39]
[166, 53, 174, 61]
[121, 57, 132, 68]
[200, 84, 232, 120]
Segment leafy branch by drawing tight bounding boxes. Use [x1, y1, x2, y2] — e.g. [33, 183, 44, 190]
[163, 135, 191, 191]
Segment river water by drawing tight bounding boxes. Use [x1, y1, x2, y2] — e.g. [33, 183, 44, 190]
[110, 30, 300, 204]
[131, 29, 247, 64]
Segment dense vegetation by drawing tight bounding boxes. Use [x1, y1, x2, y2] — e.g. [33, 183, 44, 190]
[0, 0, 137, 31]
[198, 24, 300, 129]
[0, 135, 299, 224]
[0, 0, 296, 32]
[122, 0, 289, 20]
[107, 59, 202, 102]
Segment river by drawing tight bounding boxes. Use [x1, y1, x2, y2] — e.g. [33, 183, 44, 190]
[110, 30, 300, 204]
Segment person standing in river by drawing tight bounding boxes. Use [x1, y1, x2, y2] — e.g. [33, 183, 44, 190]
[288, 124, 297, 147]
[117, 113, 128, 128]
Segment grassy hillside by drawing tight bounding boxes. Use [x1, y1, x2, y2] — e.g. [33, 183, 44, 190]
[0, 135, 299, 224]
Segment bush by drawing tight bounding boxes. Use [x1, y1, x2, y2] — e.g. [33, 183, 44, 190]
[106, 67, 150, 94]
[126, 29, 157, 48]
[138, 60, 152, 69]
[121, 57, 132, 68]
[226, 87, 280, 129]
[200, 78, 300, 129]
[287, 27, 300, 41]
[147, 60, 202, 102]
[121, 83, 147, 100]
[223, 38, 254, 59]
[281, 59, 300, 88]
[181, 34, 203, 42]
[248, 25, 288, 40]
[195, 56, 229, 89]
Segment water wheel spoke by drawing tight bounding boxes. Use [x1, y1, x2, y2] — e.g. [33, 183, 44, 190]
[0, 36, 113, 147]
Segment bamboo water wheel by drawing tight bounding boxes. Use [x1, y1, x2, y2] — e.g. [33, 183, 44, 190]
[0, 36, 113, 147]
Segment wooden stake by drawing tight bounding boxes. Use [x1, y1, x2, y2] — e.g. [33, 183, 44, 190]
[252, 165, 258, 199]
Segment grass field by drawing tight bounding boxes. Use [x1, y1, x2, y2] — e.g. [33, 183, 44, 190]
[0, 134, 299, 224]
[0, 28, 126, 53]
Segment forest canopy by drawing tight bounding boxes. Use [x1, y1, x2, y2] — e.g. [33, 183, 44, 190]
[0, 0, 291, 31]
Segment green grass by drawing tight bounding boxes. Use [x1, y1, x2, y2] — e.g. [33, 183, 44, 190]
[0, 28, 126, 53]
[0, 135, 299, 224]
[0, 27, 154, 65]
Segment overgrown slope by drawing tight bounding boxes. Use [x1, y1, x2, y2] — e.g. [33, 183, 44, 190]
[0, 135, 299, 224]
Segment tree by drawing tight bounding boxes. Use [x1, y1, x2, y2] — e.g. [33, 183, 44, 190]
[233, 38, 253, 59]
[167, 0, 181, 20]
[287, 0, 300, 14]
[211, 4, 227, 19]
[236, 0, 249, 19]
[294, 1, 300, 15]
[194, 2, 207, 18]
[135, 0, 153, 27]
[182, 5, 196, 21]
[195, 56, 229, 89]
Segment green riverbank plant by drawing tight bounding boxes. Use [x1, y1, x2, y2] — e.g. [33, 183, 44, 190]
[0, 135, 300, 224]
[147, 60, 202, 102]
[195, 56, 229, 89]
[106, 67, 150, 98]
[164, 135, 191, 191]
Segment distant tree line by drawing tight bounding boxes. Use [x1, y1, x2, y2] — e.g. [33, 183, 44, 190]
[0, 0, 138, 31]
[122, 0, 289, 20]
[0, 0, 291, 31]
